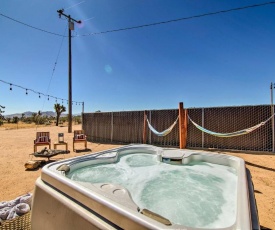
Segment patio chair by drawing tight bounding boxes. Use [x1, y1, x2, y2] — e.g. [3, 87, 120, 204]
[34, 132, 51, 152]
[73, 130, 87, 151]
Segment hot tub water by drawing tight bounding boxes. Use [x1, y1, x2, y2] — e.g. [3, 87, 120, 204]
[67, 153, 237, 228]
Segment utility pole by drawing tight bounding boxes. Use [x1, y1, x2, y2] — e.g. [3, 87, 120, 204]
[57, 9, 81, 133]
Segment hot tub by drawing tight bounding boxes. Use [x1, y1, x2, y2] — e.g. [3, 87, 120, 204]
[31, 144, 260, 229]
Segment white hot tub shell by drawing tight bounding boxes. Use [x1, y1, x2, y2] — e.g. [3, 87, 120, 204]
[31, 144, 260, 230]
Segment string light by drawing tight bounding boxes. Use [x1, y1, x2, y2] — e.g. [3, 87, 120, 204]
[0, 79, 83, 105]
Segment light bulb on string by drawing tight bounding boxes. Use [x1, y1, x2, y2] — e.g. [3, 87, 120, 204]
[26, 89, 28, 95]
[39, 93, 41, 98]
[48, 95, 49, 101]
[10, 84, 12, 91]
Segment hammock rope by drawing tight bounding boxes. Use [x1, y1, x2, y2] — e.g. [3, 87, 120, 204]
[147, 116, 179, 137]
[188, 114, 274, 138]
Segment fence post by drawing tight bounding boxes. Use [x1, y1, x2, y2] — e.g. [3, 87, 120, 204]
[111, 112, 113, 142]
[143, 111, 147, 144]
[202, 108, 204, 148]
[184, 108, 188, 148]
[149, 111, 152, 144]
[179, 102, 187, 149]
[271, 83, 275, 152]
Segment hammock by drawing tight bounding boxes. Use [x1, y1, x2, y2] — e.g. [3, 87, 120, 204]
[188, 115, 273, 138]
[147, 116, 179, 137]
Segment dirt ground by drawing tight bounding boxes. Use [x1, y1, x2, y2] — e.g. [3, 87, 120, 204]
[0, 124, 274, 229]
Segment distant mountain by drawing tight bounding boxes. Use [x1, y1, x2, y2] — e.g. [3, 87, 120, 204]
[4, 111, 82, 118]
[4, 111, 65, 118]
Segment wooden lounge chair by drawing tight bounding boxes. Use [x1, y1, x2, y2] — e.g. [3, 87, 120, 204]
[34, 132, 51, 152]
[73, 130, 87, 151]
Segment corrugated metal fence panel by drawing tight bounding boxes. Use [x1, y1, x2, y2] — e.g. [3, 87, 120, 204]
[146, 109, 179, 146]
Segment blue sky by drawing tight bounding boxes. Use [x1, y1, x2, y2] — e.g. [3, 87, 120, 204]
[1, 0, 275, 115]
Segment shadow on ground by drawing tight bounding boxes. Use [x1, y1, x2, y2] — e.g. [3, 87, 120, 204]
[245, 161, 275, 172]
[260, 226, 272, 230]
[75, 148, 92, 153]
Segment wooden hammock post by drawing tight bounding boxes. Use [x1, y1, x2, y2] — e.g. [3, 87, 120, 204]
[143, 111, 147, 144]
[179, 102, 187, 149]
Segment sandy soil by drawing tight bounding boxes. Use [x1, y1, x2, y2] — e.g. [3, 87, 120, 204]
[0, 125, 274, 229]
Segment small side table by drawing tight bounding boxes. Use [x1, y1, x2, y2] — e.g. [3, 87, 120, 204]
[54, 142, 68, 152]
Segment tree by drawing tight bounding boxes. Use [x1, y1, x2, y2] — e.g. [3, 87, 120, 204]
[12, 116, 19, 124]
[54, 103, 66, 126]
[31, 112, 37, 123]
[74, 115, 82, 124]
[0, 105, 5, 126]
[31, 111, 44, 125]
[21, 113, 25, 122]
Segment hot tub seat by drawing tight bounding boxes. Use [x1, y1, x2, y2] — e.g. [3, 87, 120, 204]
[76, 182, 140, 211]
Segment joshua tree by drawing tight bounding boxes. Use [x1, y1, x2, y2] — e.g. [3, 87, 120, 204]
[0, 105, 5, 126]
[12, 116, 19, 124]
[21, 113, 25, 122]
[54, 103, 66, 126]
[31, 111, 43, 125]
[31, 112, 37, 123]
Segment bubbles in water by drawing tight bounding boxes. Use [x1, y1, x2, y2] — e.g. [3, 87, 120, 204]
[139, 169, 227, 227]
[67, 153, 237, 228]
[69, 165, 127, 184]
[124, 154, 158, 167]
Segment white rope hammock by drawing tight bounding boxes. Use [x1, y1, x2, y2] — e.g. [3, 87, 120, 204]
[188, 114, 274, 138]
[147, 116, 179, 137]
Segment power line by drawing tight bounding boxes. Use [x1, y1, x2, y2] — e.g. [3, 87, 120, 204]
[64, 1, 85, 11]
[46, 26, 67, 97]
[1, 2, 274, 38]
[41, 26, 67, 112]
[78, 1, 275, 37]
[0, 13, 66, 37]
[0, 79, 83, 105]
